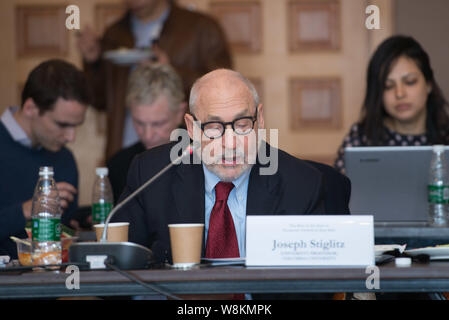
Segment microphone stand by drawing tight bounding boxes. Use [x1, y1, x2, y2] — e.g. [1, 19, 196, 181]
[69, 143, 196, 270]
[101, 143, 195, 242]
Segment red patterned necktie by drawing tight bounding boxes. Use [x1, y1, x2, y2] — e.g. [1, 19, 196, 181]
[205, 182, 240, 258]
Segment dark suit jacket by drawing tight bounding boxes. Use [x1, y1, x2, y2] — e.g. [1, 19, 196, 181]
[107, 142, 145, 204]
[306, 160, 351, 215]
[111, 142, 352, 265]
[84, 5, 232, 159]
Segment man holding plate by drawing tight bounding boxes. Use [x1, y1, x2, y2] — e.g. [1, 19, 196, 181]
[77, 0, 232, 160]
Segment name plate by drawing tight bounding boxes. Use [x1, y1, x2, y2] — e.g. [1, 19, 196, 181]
[246, 215, 374, 267]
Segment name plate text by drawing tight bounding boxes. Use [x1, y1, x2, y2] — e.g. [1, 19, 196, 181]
[246, 215, 374, 267]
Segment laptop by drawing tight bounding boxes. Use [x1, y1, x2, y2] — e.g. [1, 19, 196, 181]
[345, 146, 449, 226]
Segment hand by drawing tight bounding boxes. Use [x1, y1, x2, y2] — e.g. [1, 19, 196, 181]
[22, 182, 77, 220]
[77, 26, 101, 63]
[22, 199, 32, 220]
[69, 215, 93, 231]
[69, 219, 80, 230]
[56, 182, 77, 211]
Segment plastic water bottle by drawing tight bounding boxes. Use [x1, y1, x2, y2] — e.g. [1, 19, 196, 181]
[92, 167, 114, 224]
[428, 145, 449, 227]
[31, 167, 62, 265]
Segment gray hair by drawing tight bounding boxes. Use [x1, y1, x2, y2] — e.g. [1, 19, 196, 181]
[189, 69, 260, 114]
[126, 63, 185, 111]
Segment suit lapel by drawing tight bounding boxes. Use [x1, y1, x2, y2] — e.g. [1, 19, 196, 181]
[171, 162, 205, 224]
[171, 162, 207, 256]
[246, 163, 282, 216]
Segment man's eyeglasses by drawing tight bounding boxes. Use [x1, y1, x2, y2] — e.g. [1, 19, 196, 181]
[192, 109, 258, 139]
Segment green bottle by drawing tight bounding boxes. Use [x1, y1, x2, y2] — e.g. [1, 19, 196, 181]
[31, 166, 62, 265]
[92, 167, 114, 224]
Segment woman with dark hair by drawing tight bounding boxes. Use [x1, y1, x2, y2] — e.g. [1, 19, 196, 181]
[334, 35, 449, 174]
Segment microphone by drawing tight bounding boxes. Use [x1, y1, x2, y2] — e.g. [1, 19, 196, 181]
[69, 143, 197, 270]
[100, 143, 196, 242]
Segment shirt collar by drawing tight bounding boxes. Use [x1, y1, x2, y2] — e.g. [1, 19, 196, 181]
[202, 164, 252, 196]
[131, 6, 170, 30]
[1, 106, 32, 148]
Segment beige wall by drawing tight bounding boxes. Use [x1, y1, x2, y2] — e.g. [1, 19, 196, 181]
[1, 0, 399, 205]
[395, 0, 449, 102]
[0, 1, 17, 111]
[181, 0, 394, 161]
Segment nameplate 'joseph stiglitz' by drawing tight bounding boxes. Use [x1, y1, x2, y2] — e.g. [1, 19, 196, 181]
[246, 215, 374, 267]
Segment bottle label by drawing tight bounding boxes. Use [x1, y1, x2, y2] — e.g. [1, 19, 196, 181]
[428, 185, 449, 204]
[32, 218, 61, 242]
[92, 203, 113, 223]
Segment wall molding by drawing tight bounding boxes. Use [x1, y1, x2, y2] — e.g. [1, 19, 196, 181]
[210, 1, 262, 53]
[16, 5, 68, 57]
[289, 77, 342, 130]
[288, 0, 340, 52]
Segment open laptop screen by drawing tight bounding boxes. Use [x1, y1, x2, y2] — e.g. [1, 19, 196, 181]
[345, 146, 449, 225]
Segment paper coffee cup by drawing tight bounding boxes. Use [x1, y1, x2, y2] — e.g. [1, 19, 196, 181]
[94, 222, 129, 242]
[168, 223, 204, 268]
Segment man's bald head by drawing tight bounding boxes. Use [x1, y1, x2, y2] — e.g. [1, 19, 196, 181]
[184, 69, 264, 182]
[189, 69, 259, 115]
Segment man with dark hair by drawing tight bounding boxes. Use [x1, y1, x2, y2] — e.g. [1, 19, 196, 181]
[0, 59, 90, 259]
[21, 59, 91, 115]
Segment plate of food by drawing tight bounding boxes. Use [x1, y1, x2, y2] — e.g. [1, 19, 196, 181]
[103, 48, 153, 65]
[405, 245, 449, 260]
[19, 227, 78, 265]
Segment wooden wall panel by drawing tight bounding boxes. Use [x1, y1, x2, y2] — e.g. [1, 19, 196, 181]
[288, 0, 340, 52]
[16, 5, 68, 57]
[290, 77, 342, 130]
[5, 0, 389, 203]
[210, 1, 262, 53]
[17, 83, 24, 106]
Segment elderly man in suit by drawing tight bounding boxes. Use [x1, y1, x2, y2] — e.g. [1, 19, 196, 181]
[112, 69, 350, 267]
